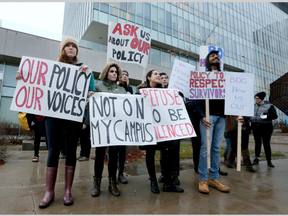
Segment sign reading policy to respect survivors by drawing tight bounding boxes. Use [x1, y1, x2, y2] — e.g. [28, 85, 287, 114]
[10, 56, 91, 122]
[89, 93, 156, 147]
[168, 59, 196, 98]
[140, 88, 196, 142]
[225, 72, 254, 116]
[107, 22, 152, 68]
[189, 71, 226, 99]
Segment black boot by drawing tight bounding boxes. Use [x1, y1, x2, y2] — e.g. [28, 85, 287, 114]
[118, 171, 128, 184]
[158, 175, 164, 183]
[109, 177, 120, 196]
[267, 161, 275, 168]
[91, 176, 101, 197]
[219, 167, 228, 176]
[253, 158, 259, 165]
[172, 175, 180, 185]
[163, 176, 184, 193]
[149, 176, 160, 194]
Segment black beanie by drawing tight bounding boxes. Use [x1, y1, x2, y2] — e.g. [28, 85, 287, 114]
[255, 92, 266, 100]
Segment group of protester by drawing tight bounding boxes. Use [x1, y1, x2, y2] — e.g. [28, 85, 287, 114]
[15, 36, 278, 208]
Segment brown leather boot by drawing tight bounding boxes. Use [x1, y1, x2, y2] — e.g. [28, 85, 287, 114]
[108, 177, 120, 196]
[208, 179, 230, 192]
[225, 148, 236, 168]
[39, 167, 58, 208]
[242, 149, 256, 172]
[199, 180, 209, 194]
[63, 166, 75, 206]
[91, 176, 101, 197]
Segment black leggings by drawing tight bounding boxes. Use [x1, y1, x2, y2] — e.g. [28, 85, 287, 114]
[94, 146, 119, 178]
[34, 120, 46, 157]
[45, 117, 82, 167]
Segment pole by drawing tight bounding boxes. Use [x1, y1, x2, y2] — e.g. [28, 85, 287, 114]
[205, 99, 210, 169]
[236, 116, 242, 171]
[142, 67, 146, 84]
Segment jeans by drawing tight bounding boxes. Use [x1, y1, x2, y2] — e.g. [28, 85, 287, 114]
[224, 131, 231, 155]
[199, 115, 226, 181]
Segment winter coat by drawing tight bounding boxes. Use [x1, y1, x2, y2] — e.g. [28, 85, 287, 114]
[250, 101, 278, 124]
[226, 116, 251, 134]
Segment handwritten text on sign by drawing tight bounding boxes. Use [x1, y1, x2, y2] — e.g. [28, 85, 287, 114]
[189, 71, 226, 99]
[10, 56, 91, 122]
[107, 22, 151, 68]
[140, 88, 196, 142]
[89, 93, 156, 147]
[225, 72, 254, 116]
[168, 59, 196, 98]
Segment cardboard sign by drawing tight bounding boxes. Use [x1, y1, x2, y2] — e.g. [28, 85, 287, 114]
[89, 93, 156, 147]
[189, 71, 226, 99]
[10, 56, 91, 122]
[140, 88, 196, 142]
[107, 22, 151, 68]
[225, 72, 254, 116]
[168, 59, 196, 98]
[199, 46, 224, 71]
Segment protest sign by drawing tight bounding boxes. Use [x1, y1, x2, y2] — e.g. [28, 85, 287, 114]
[107, 22, 151, 68]
[89, 93, 156, 147]
[199, 46, 224, 71]
[168, 59, 196, 98]
[10, 56, 91, 122]
[189, 71, 226, 99]
[225, 72, 254, 116]
[140, 88, 196, 142]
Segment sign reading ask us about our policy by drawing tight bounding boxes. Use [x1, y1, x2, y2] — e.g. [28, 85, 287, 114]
[10, 56, 92, 122]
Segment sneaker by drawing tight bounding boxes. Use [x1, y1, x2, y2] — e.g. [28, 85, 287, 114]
[208, 179, 230, 192]
[79, 156, 89, 161]
[253, 158, 259, 165]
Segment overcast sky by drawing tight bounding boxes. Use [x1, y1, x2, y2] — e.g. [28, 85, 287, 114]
[0, 2, 65, 35]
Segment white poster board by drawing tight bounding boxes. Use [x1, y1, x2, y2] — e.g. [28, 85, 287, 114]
[168, 59, 196, 98]
[89, 93, 156, 147]
[199, 46, 224, 71]
[140, 88, 196, 142]
[10, 56, 91, 122]
[107, 22, 151, 68]
[189, 71, 226, 99]
[225, 72, 254, 116]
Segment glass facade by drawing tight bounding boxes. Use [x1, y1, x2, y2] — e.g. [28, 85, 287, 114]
[62, 2, 288, 121]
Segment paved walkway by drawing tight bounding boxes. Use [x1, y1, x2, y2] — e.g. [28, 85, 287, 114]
[0, 134, 288, 214]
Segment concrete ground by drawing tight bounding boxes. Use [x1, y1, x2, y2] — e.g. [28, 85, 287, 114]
[1, 134, 288, 214]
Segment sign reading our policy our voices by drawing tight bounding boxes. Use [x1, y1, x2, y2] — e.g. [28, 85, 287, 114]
[10, 56, 91, 122]
[225, 72, 254, 116]
[140, 88, 196, 142]
[107, 22, 151, 68]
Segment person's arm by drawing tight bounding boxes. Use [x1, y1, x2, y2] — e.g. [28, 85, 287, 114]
[265, 105, 278, 120]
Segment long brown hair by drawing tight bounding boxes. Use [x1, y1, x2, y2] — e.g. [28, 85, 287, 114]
[57, 49, 79, 64]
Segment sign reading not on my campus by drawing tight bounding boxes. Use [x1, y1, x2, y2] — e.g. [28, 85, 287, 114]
[107, 22, 151, 68]
[10, 56, 91, 123]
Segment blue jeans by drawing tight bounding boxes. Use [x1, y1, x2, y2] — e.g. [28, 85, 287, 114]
[224, 131, 231, 154]
[199, 115, 226, 181]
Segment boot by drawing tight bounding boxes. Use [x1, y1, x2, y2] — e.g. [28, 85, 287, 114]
[267, 161, 275, 168]
[208, 179, 230, 192]
[118, 171, 128, 184]
[149, 176, 160, 194]
[108, 177, 120, 196]
[63, 166, 75, 206]
[242, 149, 256, 172]
[39, 167, 58, 208]
[163, 176, 184, 193]
[223, 153, 227, 162]
[199, 180, 209, 194]
[225, 148, 236, 168]
[91, 176, 101, 197]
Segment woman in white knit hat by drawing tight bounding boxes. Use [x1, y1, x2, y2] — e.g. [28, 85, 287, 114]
[16, 36, 95, 208]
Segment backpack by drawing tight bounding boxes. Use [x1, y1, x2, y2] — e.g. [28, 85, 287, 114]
[18, 112, 36, 131]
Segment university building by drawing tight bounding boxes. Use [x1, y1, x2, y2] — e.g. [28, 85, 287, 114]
[0, 2, 288, 122]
